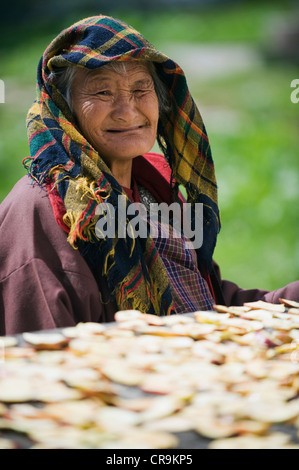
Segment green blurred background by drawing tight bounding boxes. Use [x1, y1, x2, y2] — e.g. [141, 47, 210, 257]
[0, 0, 298, 292]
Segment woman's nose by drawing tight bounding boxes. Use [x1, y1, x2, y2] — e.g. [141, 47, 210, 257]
[110, 92, 137, 121]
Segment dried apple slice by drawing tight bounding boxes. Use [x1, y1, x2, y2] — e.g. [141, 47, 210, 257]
[101, 429, 179, 449]
[22, 332, 69, 350]
[263, 318, 294, 331]
[36, 381, 82, 403]
[245, 359, 268, 379]
[100, 361, 145, 386]
[233, 420, 269, 435]
[114, 310, 143, 322]
[140, 373, 176, 395]
[246, 400, 299, 423]
[194, 311, 230, 324]
[162, 315, 194, 325]
[243, 301, 285, 313]
[41, 400, 106, 427]
[141, 314, 165, 326]
[279, 299, 299, 309]
[116, 319, 148, 331]
[193, 415, 238, 439]
[0, 377, 36, 402]
[171, 323, 216, 339]
[2, 346, 36, 359]
[139, 395, 184, 423]
[63, 322, 106, 338]
[289, 308, 299, 315]
[143, 414, 192, 433]
[273, 312, 299, 323]
[133, 324, 185, 337]
[110, 396, 155, 412]
[213, 305, 250, 315]
[208, 432, 292, 449]
[241, 310, 273, 321]
[103, 327, 135, 338]
[95, 406, 142, 431]
[28, 424, 113, 449]
[220, 317, 263, 333]
[273, 342, 299, 356]
[6, 403, 48, 420]
[0, 336, 18, 348]
[161, 335, 194, 350]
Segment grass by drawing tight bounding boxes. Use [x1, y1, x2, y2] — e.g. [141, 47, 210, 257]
[197, 63, 299, 289]
[0, 0, 298, 292]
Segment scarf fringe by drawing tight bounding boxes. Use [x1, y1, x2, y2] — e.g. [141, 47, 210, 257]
[61, 175, 110, 247]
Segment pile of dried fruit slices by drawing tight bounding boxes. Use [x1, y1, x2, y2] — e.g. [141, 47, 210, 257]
[0, 299, 298, 449]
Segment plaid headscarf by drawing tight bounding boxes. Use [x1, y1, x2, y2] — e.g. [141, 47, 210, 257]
[25, 15, 220, 316]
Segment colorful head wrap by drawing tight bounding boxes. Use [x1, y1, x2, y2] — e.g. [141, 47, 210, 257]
[25, 15, 220, 316]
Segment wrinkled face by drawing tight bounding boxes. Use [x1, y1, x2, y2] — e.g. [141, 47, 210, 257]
[71, 62, 159, 165]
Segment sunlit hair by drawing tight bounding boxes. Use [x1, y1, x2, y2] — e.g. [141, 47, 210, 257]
[49, 61, 171, 117]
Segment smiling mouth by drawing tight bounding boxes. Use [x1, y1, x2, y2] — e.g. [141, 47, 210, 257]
[107, 126, 144, 133]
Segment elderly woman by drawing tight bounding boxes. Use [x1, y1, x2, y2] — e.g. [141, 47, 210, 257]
[0, 15, 298, 335]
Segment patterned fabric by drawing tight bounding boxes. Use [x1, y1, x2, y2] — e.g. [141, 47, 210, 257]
[129, 183, 215, 312]
[148, 205, 215, 313]
[155, 232, 215, 313]
[24, 15, 220, 316]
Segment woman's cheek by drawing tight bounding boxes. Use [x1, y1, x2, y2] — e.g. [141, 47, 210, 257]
[81, 100, 96, 119]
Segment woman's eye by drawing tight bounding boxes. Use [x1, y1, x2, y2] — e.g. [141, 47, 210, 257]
[96, 90, 111, 96]
[134, 89, 147, 96]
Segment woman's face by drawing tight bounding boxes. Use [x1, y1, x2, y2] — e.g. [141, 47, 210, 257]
[71, 62, 159, 166]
